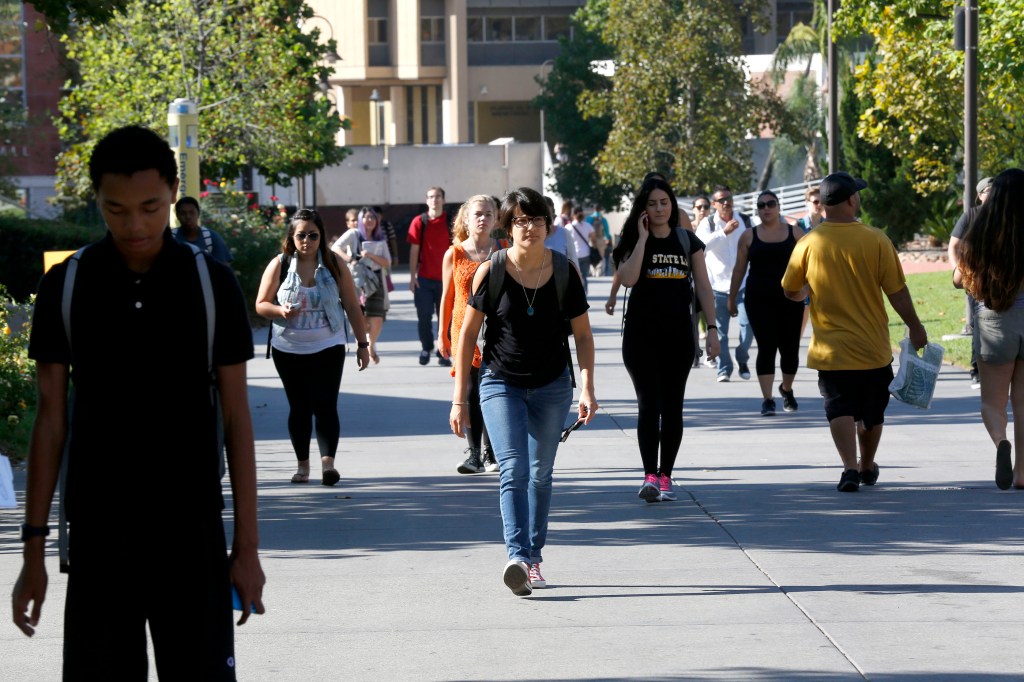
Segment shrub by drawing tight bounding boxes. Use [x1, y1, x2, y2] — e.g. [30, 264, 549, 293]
[199, 181, 289, 324]
[0, 216, 102, 300]
[0, 284, 35, 462]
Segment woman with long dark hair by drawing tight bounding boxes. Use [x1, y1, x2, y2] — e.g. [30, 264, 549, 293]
[256, 209, 369, 485]
[450, 187, 598, 596]
[955, 168, 1024, 489]
[612, 178, 719, 503]
[728, 189, 805, 416]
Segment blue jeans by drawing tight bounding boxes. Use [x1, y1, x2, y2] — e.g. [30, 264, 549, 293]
[479, 365, 572, 565]
[713, 289, 752, 377]
[413, 276, 443, 352]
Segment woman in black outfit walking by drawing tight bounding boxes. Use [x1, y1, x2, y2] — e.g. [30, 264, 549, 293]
[728, 190, 806, 416]
[613, 178, 719, 503]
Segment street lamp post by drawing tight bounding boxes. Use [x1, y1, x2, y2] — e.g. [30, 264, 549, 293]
[369, 88, 382, 147]
[827, 0, 839, 173]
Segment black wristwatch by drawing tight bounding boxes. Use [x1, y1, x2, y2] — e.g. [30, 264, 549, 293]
[20, 524, 50, 542]
[357, 341, 370, 349]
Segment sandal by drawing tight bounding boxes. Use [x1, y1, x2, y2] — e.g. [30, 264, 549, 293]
[996, 440, 1012, 490]
[291, 471, 310, 484]
[322, 469, 341, 487]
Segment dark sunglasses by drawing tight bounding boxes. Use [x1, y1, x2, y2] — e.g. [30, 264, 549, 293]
[714, 196, 733, 204]
[295, 232, 320, 241]
[693, 204, 710, 211]
[559, 419, 585, 443]
[756, 199, 778, 209]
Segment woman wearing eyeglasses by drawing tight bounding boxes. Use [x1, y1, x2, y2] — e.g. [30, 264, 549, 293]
[256, 209, 370, 485]
[728, 190, 805, 416]
[450, 187, 598, 596]
[613, 178, 719, 503]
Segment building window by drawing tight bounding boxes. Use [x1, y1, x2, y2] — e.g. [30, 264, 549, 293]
[544, 16, 571, 41]
[468, 15, 572, 43]
[777, 2, 814, 45]
[0, 2, 24, 120]
[514, 17, 541, 42]
[368, 18, 388, 45]
[421, 16, 445, 43]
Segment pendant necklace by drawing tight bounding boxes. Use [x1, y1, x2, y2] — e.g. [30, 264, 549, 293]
[510, 250, 547, 316]
[464, 238, 491, 263]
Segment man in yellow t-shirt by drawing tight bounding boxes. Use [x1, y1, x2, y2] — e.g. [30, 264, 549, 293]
[782, 172, 928, 493]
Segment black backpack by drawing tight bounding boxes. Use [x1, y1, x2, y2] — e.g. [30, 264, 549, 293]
[486, 248, 577, 387]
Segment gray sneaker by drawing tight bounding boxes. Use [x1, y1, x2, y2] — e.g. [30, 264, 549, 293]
[457, 448, 484, 474]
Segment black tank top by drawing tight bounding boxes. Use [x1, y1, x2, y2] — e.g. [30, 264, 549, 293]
[747, 224, 796, 292]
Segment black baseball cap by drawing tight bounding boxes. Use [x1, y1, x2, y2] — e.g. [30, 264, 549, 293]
[820, 172, 868, 206]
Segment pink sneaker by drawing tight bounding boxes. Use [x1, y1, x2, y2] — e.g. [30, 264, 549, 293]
[528, 562, 546, 588]
[658, 473, 677, 501]
[638, 473, 660, 503]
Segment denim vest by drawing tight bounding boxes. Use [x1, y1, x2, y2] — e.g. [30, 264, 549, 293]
[274, 251, 346, 335]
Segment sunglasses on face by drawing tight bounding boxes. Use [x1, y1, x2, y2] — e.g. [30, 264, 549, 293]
[810, 199, 821, 205]
[694, 204, 709, 211]
[295, 232, 320, 241]
[714, 196, 732, 204]
[757, 199, 778, 209]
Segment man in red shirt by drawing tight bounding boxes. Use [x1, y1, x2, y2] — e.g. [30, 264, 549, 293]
[407, 186, 453, 366]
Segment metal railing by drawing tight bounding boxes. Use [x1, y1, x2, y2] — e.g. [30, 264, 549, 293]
[731, 181, 818, 222]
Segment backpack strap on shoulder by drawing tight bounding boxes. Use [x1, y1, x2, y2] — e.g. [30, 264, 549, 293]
[487, 248, 507, 311]
[201, 227, 214, 254]
[61, 247, 89, 350]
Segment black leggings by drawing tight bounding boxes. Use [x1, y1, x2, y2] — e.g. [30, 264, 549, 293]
[272, 344, 346, 462]
[745, 290, 804, 376]
[467, 366, 492, 453]
[622, 329, 694, 477]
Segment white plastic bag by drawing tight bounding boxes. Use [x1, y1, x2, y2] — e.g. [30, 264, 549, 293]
[0, 454, 15, 509]
[889, 338, 945, 409]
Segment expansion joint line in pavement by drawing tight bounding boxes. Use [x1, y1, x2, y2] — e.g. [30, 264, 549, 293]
[683, 489, 870, 681]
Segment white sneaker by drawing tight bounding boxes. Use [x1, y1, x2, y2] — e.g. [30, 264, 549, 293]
[716, 374, 730, 383]
[503, 560, 532, 596]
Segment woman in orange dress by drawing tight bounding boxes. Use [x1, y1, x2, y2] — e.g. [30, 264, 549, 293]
[439, 195, 501, 474]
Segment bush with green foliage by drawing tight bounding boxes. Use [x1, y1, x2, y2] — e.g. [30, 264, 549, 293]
[199, 182, 288, 322]
[0, 284, 35, 461]
[0, 216, 103, 300]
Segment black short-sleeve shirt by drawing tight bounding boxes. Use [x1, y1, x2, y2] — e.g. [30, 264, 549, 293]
[468, 255, 589, 388]
[29, 230, 254, 524]
[624, 231, 705, 339]
[951, 206, 980, 240]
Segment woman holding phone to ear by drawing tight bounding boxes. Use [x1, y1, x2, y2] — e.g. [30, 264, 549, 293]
[613, 178, 719, 503]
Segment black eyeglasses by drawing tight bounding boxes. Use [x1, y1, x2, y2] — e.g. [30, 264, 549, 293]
[756, 199, 778, 209]
[559, 419, 584, 443]
[511, 216, 547, 230]
[295, 232, 320, 241]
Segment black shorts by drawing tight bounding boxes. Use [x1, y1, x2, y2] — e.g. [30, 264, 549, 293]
[817, 365, 894, 428]
[63, 515, 236, 681]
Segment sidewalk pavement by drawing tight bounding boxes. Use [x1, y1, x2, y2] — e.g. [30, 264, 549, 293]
[2, 272, 1021, 681]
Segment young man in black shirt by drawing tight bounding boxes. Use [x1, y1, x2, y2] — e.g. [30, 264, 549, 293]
[12, 125, 265, 679]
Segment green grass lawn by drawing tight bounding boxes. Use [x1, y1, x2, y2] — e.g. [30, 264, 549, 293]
[885, 270, 972, 368]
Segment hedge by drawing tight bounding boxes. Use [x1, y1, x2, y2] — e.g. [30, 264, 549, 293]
[0, 216, 103, 301]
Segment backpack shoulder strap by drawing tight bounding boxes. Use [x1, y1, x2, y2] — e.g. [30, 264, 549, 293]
[673, 227, 693, 259]
[185, 244, 216, 376]
[61, 246, 89, 350]
[201, 227, 214, 254]
[487, 248, 507, 311]
[550, 248, 569, 314]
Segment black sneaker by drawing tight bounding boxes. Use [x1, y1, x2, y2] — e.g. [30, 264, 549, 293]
[418, 350, 430, 366]
[970, 370, 981, 390]
[739, 363, 751, 380]
[837, 469, 860, 492]
[760, 398, 776, 416]
[779, 384, 798, 412]
[859, 462, 879, 486]
[481, 448, 499, 472]
[437, 351, 452, 367]
[457, 448, 484, 474]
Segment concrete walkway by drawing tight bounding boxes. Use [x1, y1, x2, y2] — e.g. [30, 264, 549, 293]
[2, 272, 1021, 681]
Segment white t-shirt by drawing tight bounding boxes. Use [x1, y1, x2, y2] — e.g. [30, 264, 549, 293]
[694, 211, 749, 293]
[568, 220, 593, 258]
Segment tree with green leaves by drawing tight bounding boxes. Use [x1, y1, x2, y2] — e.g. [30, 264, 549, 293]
[28, 1, 131, 33]
[54, 0, 348, 206]
[835, 0, 1024, 195]
[532, 10, 622, 211]
[575, 0, 790, 196]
